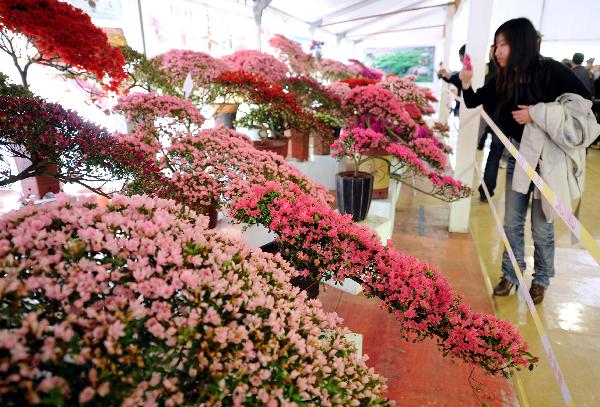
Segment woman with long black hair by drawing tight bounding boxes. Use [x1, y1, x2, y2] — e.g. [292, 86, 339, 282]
[460, 18, 592, 304]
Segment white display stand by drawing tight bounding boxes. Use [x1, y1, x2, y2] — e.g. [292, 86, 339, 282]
[289, 154, 342, 191]
[214, 215, 275, 249]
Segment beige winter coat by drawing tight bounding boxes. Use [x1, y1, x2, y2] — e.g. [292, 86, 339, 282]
[513, 93, 600, 222]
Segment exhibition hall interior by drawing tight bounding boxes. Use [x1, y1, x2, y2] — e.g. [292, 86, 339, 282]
[1, 0, 599, 405]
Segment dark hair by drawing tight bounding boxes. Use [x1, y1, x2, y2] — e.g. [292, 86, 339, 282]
[494, 18, 541, 111]
[572, 53, 584, 65]
[459, 44, 466, 56]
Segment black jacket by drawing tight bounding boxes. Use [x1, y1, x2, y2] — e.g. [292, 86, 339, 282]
[463, 58, 591, 142]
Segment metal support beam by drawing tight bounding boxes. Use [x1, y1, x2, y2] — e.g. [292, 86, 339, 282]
[309, 19, 322, 36]
[345, 3, 439, 39]
[438, 4, 456, 123]
[346, 24, 444, 38]
[136, 0, 147, 56]
[321, 2, 454, 27]
[309, 0, 385, 27]
[253, 0, 271, 25]
[253, 0, 272, 50]
[339, 0, 426, 36]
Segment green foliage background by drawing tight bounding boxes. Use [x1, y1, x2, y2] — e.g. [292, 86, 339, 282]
[366, 47, 434, 82]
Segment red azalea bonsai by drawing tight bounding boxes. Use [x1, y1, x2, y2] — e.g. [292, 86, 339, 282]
[0, 0, 126, 91]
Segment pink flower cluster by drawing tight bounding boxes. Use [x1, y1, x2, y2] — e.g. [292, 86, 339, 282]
[221, 50, 289, 82]
[327, 80, 352, 100]
[114, 94, 331, 213]
[315, 58, 356, 81]
[155, 49, 232, 89]
[114, 92, 220, 210]
[0, 195, 388, 405]
[268, 34, 313, 75]
[348, 59, 383, 80]
[228, 181, 537, 376]
[330, 127, 386, 162]
[384, 143, 470, 201]
[344, 85, 415, 129]
[114, 92, 205, 160]
[167, 126, 333, 207]
[409, 137, 448, 170]
[378, 75, 432, 114]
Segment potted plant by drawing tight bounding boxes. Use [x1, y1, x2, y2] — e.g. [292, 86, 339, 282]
[113, 92, 221, 228]
[331, 127, 387, 221]
[0, 0, 126, 197]
[313, 112, 345, 155]
[235, 104, 290, 158]
[342, 84, 416, 199]
[214, 71, 330, 161]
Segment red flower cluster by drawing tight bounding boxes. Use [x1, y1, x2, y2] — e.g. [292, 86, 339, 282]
[0, 0, 126, 91]
[340, 77, 379, 88]
[422, 89, 438, 102]
[282, 75, 342, 106]
[216, 70, 300, 112]
[215, 70, 329, 134]
[404, 102, 423, 122]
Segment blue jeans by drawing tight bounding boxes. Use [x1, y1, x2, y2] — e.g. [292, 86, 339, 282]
[501, 156, 555, 287]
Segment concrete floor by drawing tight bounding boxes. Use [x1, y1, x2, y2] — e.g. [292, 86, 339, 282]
[470, 147, 600, 407]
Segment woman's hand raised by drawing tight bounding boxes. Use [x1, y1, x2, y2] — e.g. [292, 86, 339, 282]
[459, 69, 473, 89]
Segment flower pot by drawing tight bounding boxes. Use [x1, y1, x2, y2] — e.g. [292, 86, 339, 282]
[260, 241, 320, 299]
[284, 129, 309, 161]
[335, 171, 373, 222]
[253, 139, 289, 158]
[14, 158, 61, 198]
[212, 103, 238, 129]
[313, 130, 333, 155]
[359, 149, 391, 199]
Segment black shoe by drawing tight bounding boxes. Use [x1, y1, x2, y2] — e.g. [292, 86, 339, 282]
[493, 278, 515, 296]
[479, 195, 488, 203]
[529, 283, 546, 304]
[477, 145, 484, 151]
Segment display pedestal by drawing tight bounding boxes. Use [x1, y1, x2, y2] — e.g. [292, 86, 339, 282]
[289, 155, 341, 191]
[214, 215, 275, 249]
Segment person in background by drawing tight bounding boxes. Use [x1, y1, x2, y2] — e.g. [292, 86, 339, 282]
[478, 45, 498, 150]
[586, 58, 595, 77]
[460, 18, 592, 304]
[437, 44, 465, 116]
[561, 58, 573, 68]
[475, 45, 506, 202]
[572, 53, 594, 93]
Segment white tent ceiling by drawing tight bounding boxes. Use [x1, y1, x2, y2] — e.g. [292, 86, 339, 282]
[267, 0, 451, 45]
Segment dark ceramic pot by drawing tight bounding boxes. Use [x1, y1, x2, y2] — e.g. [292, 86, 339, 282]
[335, 171, 373, 221]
